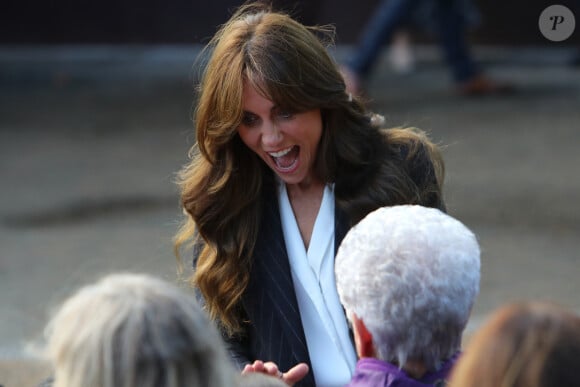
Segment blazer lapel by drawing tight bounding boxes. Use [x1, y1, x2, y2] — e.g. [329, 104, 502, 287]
[334, 204, 351, 253]
[246, 183, 313, 384]
[245, 184, 352, 387]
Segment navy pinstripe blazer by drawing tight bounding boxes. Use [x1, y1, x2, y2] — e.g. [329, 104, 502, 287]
[200, 139, 444, 387]
[223, 184, 353, 387]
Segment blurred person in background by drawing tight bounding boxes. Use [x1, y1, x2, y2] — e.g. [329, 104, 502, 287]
[42, 273, 236, 387]
[238, 372, 289, 387]
[448, 301, 580, 387]
[340, 0, 514, 96]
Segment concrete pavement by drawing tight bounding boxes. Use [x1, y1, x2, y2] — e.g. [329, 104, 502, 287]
[1, 45, 579, 381]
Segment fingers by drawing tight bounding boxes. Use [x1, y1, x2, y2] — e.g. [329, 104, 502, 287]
[282, 362, 309, 385]
[241, 360, 309, 386]
[241, 360, 265, 374]
[242, 360, 279, 378]
[262, 361, 282, 378]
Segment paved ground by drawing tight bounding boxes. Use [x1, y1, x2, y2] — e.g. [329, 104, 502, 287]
[1, 44, 579, 384]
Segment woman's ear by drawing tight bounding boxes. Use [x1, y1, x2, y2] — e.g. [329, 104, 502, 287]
[351, 313, 376, 358]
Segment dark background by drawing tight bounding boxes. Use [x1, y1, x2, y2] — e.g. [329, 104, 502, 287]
[2, 0, 579, 45]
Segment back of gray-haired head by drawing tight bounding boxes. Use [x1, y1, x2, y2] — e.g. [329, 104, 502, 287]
[236, 372, 288, 387]
[46, 273, 236, 387]
[335, 205, 480, 370]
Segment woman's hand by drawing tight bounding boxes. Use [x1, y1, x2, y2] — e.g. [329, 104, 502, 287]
[242, 360, 309, 386]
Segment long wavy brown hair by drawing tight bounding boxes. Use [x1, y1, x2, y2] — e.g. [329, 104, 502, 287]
[174, 3, 445, 335]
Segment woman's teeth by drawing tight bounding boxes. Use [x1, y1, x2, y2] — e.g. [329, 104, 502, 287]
[268, 147, 293, 158]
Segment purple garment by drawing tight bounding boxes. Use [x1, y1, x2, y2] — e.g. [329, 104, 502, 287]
[344, 352, 460, 387]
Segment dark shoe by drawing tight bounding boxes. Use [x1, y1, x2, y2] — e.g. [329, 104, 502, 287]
[457, 75, 515, 97]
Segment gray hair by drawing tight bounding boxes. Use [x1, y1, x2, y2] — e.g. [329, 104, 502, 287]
[45, 273, 236, 387]
[335, 205, 480, 370]
[237, 373, 288, 387]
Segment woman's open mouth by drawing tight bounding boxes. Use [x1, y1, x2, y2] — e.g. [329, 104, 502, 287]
[268, 145, 300, 173]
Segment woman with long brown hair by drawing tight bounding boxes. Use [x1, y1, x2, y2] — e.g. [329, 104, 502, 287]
[174, 3, 445, 386]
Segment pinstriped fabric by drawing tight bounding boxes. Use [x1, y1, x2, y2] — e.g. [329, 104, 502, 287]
[240, 184, 315, 386]
[237, 184, 354, 387]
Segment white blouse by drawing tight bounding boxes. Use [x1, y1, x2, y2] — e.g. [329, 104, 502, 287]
[278, 182, 357, 387]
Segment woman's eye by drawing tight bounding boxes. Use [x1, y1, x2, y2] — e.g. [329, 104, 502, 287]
[277, 110, 294, 119]
[242, 113, 259, 126]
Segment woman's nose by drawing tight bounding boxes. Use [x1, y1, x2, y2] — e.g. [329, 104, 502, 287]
[261, 122, 283, 147]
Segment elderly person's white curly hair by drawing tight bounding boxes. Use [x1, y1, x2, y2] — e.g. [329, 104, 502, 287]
[335, 205, 480, 371]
